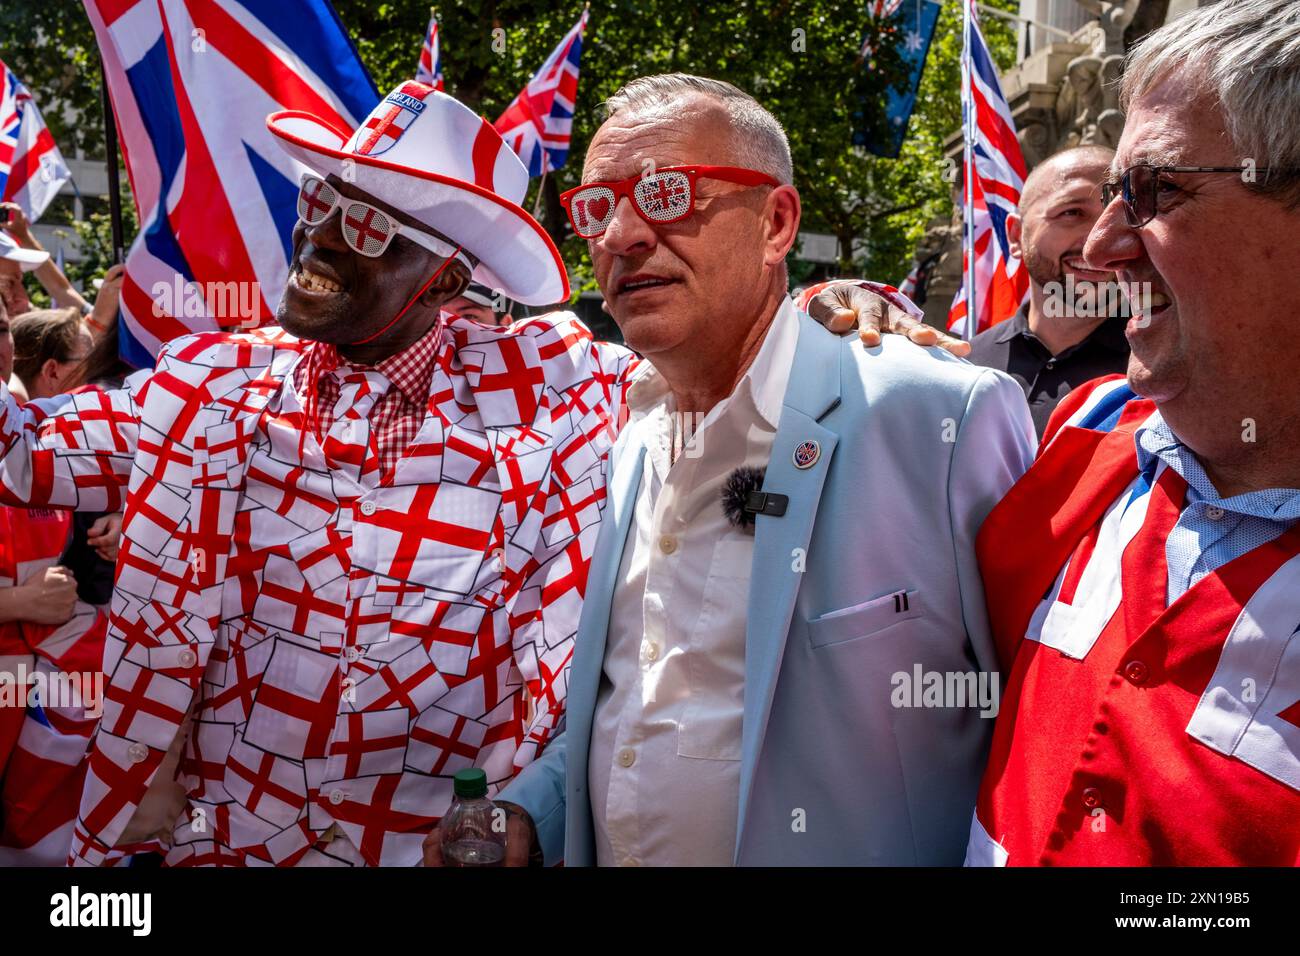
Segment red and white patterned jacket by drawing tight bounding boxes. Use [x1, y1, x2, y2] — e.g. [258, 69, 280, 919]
[0, 312, 637, 866]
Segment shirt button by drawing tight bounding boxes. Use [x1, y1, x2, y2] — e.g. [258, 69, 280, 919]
[645, 643, 660, 662]
[1123, 660, 1149, 685]
[328, 789, 346, 805]
[1081, 787, 1103, 811]
[1045, 359, 1056, 370]
[1205, 505, 1225, 520]
[359, 500, 377, 516]
[178, 649, 197, 668]
[617, 748, 636, 768]
[345, 647, 361, 663]
[127, 742, 149, 763]
[658, 534, 678, 555]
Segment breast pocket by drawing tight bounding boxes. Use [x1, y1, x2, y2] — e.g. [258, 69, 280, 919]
[677, 538, 751, 761]
[807, 589, 923, 649]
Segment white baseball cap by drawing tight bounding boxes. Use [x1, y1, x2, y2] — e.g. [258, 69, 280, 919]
[0, 230, 50, 271]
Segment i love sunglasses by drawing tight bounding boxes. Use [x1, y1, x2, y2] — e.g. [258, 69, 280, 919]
[560, 165, 779, 239]
[296, 174, 470, 266]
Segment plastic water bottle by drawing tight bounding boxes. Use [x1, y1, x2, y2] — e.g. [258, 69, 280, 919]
[440, 768, 506, 867]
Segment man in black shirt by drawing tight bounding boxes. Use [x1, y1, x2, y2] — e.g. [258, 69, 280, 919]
[968, 145, 1131, 437]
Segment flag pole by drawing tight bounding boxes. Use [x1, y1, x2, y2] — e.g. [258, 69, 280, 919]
[960, 0, 976, 341]
[100, 67, 126, 265]
[532, 167, 548, 218]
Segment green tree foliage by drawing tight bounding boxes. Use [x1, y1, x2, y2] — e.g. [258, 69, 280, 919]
[0, 1, 105, 156]
[66, 198, 140, 289]
[336, 0, 1019, 288]
[1, 0, 1019, 294]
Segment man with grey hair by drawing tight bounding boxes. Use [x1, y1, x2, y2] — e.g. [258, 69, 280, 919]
[602, 73, 796, 185]
[428, 72, 1036, 866]
[966, 0, 1300, 866]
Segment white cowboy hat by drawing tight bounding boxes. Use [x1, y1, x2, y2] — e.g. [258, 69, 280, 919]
[0, 231, 50, 271]
[267, 81, 568, 306]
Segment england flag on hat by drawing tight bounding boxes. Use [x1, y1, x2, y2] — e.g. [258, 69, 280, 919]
[269, 81, 569, 305]
[353, 88, 427, 157]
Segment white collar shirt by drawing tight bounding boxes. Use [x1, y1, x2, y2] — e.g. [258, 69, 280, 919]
[588, 297, 799, 866]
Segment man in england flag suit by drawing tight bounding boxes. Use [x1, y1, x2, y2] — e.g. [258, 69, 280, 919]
[965, 0, 1300, 866]
[0, 79, 647, 866]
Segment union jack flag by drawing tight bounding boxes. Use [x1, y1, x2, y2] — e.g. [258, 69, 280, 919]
[83, 0, 377, 367]
[493, 9, 588, 177]
[415, 10, 444, 90]
[948, 1, 1029, 339]
[0, 60, 72, 222]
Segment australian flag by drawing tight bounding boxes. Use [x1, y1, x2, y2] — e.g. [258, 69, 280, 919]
[855, 0, 941, 158]
[83, 0, 378, 366]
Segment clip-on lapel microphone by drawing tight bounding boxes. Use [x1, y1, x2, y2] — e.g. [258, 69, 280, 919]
[721, 465, 788, 530]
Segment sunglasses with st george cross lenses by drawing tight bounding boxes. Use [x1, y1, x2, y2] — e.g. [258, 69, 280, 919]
[560, 165, 780, 239]
[295, 174, 471, 266]
[1099, 163, 1295, 227]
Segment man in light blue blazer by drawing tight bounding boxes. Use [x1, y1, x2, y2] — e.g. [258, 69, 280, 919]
[426, 73, 1036, 866]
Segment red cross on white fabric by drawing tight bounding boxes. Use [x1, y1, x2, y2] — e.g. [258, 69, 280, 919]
[409, 709, 484, 774]
[226, 747, 303, 823]
[365, 482, 495, 585]
[342, 205, 391, 251]
[300, 179, 334, 220]
[329, 711, 409, 778]
[473, 340, 546, 422]
[103, 663, 190, 741]
[357, 104, 403, 155]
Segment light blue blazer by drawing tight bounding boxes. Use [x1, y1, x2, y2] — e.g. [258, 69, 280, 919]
[500, 313, 1036, 865]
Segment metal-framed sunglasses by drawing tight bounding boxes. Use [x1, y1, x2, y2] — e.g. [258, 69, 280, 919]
[296, 174, 470, 266]
[1100, 163, 1288, 227]
[560, 165, 779, 239]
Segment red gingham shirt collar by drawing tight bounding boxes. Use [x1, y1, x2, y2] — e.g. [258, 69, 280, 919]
[296, 318, 444, 407]
[292, 318, 445, 477]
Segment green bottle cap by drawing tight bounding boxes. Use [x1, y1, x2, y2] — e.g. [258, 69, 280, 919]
[453, 768, 488, 798]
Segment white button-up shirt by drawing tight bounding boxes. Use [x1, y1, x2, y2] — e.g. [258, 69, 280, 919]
[589, 298, 799, 866]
